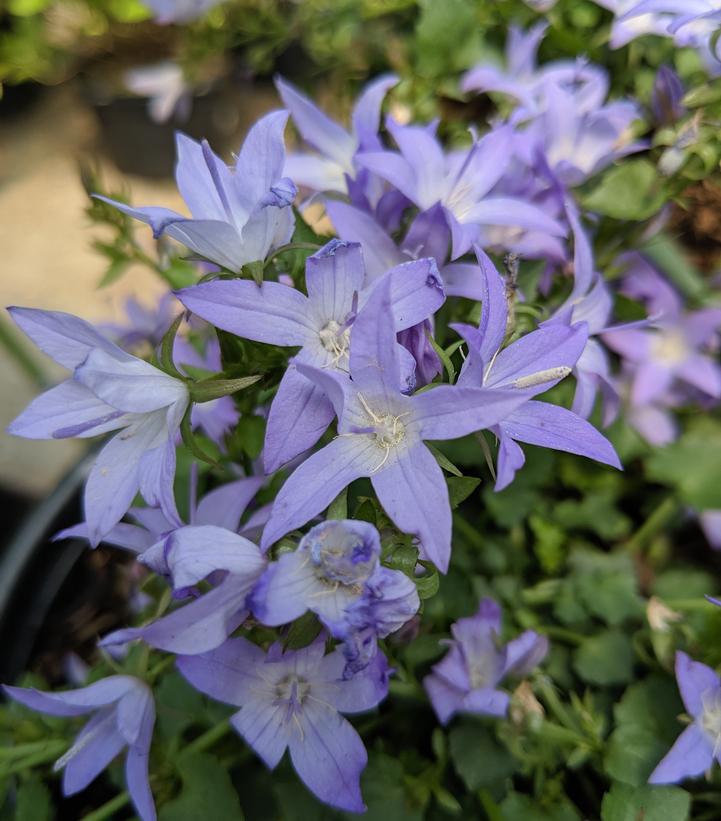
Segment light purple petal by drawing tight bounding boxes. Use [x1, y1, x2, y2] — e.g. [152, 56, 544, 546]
[124, 692, 156, 821]
[371, 442, 451, 572]
[381, 257, 446, 331]
[315, 649, 390, 713]
[675, 651, 721, 718]
[352, 74, 398, 148]
[325, 200, 405, 283]
[194, 477, 265, 529]
[411, 385, 531, 440]
[163, 219, 245, 271]
[3, 676, 136, 717]
[463, 198, 566, 237]
[648, 724, 715, 784]
[441, 262, 485, 301]
[288, 701, 367, 813]
[101, 576, 252, 654]
[424, 672, 464, 725]
[260, 435, 377, 551]
[485, 324, 588, 392]
[678, 355, 721, 398]
[232, 110, 291, 213]
[354, 150, 418, 203]
[306, 240, 365, 323]
[463, 687, 510, 717]
[7, 379, 126, 440]
[75, 350, 187, 413]
[232, 699, 290, 769]
[8, 306, 128, 370]
[276, 77, 355, 170]
[176, 279, 315, 346]
[503, 631, 549, 677]
[495, 433, 526, 492]
[153, 525, 265, 590]
[62, 711, 126, 795]
[264, 362, 336, 473]
[177, 637, 266, 706]
[92, 196, 185, 240]
[500, 402, 622, 469]
[54, 522, 155, 553]
[475, 247, 508, 366]
[251, 550, 324, 626]
[174, 133, 228, 221]
[349, 275, 402, 399]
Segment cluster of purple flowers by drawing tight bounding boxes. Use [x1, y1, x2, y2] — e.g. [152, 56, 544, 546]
[5, 17, 721, 815]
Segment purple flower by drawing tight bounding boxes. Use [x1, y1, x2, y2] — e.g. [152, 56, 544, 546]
[326, 199, 488, 301]
[423, 598, 548, 725]
[593, 0, 676, 49]
[177, 239, 445, 471]
[276, 74, 398, 204]
[454, 247, 621, 490]
[356, 120, 566, 259]
[257, 273, 532, 572]
[4, 676, 156, 821]
[56, 468, 266, 553]
[252, 519, 419, 642]
[651, 66, 687, 126]
[142, 0, 224, 24]
[97, 111, 296, 272]
[519, 82, 645, 187]
[7, 308, 188, 545]
[101, 524, 266, 654]
[461, 23, 608, 122]
[603, 306, 721, 406]
[177, 637, 390, 812]
[649, 651, 721, 783]
[124, 61, 191, 124]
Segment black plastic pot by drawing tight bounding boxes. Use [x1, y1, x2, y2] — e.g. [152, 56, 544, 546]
[86, 77, 248, 178]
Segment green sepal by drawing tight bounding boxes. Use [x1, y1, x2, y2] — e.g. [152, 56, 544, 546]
[159, 313, 186, 379]
[180, 408, 219, 467]
[189, 374, 262, 404]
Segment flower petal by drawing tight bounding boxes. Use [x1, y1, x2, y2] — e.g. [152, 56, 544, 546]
[648, 724, 715, 784]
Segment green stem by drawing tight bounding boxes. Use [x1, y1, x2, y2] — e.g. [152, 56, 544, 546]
[146, 654, 176, 682]
[534, 675, 579, 733]
[185, 720, 232, 756]
[82, 790, 131, 821]
[0, 740, 67, 777]
[625, 495, 679, 554]
[0, 739, 64, 760]
[264, 242, 322, 268]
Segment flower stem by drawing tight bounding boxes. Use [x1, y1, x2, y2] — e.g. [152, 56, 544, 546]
[185, 719, 232, 755]
[82, 791, 131, 821]
[624, 495, 679, 554]
[0, 740, 67, 777]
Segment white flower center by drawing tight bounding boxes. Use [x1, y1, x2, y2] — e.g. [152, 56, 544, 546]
[651, 328, 689, 366]
[357, 394, 409, 472]
[701, 690, 721, 754]
[319, 320, 351, 366]
[276, 674, 311, 708]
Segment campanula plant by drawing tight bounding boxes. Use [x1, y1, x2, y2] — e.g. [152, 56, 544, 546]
[4, 2, 721, 818]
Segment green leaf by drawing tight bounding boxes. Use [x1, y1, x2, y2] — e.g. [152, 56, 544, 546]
[604, 675, 683, 785]
[570, 550, 643, 627]
[16, 778, 53, 821]
[447, 476, 480, 508]
[326, 487, 348, 520]
[236, 414, 266, 460]
[416, 560, 440, 599]
[426, 442, 463, 476]
[499, 792, 580, 821]
[360, 752, 425, 821]
[155, 672, 207, 740]
[573, 630, 634, 686]
[448, 722, 517, 790]
[283, 611, 323, 650]
[159, 752, 243, 821]
[601, 783, 690, 821]
[646, 421, 721, 509]
[582, 159, 666, 221]
[189, 374, 262, 403]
